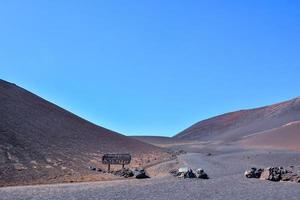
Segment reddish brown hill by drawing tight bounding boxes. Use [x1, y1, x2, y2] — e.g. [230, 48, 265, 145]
[239, 121, 300, 151]
[174, 97, 300, 142]
[0, 79, 168, 186]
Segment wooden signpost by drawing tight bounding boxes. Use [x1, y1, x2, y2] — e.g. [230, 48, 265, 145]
[102, 153, 131, 172]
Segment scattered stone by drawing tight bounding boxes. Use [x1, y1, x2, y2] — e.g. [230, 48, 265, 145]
[178, 150, 186, 154]
[7, 152, 19, 162]
[97, 168, 103, 172]
[169, 169, 179, 177]
[169, 150, 186, 156]
[88, 166, 96, 171]
[30, 160, 37, 165]
[88, 166, 105, 173]
[13, 163, 27, 171]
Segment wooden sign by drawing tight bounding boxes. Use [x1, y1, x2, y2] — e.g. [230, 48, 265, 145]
[102, 154, 131, 172]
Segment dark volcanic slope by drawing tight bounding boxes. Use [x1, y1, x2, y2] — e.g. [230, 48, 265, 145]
[0, 80, 167, 186]
[174, 97, 300, 142]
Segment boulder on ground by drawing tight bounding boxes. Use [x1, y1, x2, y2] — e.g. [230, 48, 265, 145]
[195, 168, 209, 179]
[178, 167, 189, 174]
[133, 168, 150, 179]
[185, 169, 196, 178]
[244, 167, 263, 178]
[260, 167, 287, 182]
[260, 167, 281, 181]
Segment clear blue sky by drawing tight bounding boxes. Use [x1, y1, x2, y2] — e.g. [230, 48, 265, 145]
[1, 1, 300, 136]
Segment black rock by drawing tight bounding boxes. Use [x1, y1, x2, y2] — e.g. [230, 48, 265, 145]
[113, 168, 134, 178]
[184, 169, 196, 178]
[195, 168, 209, 179]
[133, 168, 150, 179]
[244, 167, 263, 178]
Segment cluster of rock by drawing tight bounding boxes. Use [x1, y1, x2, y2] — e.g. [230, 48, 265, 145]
[245, 166, 300, 183]
[170, 167, 209, 179]
[112, 168, 134, 178]
[113, 168, 150, 179]
[88, 165, 150, 179]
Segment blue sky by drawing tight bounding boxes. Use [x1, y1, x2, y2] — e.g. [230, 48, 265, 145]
[1, 1, 300, 136]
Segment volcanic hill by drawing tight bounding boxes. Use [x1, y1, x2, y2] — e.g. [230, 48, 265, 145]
[174, 97, 300, 150]
[0, 79, 168, 186]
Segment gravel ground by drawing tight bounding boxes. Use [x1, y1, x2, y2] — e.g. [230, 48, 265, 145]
[1, 149, 300, 200]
